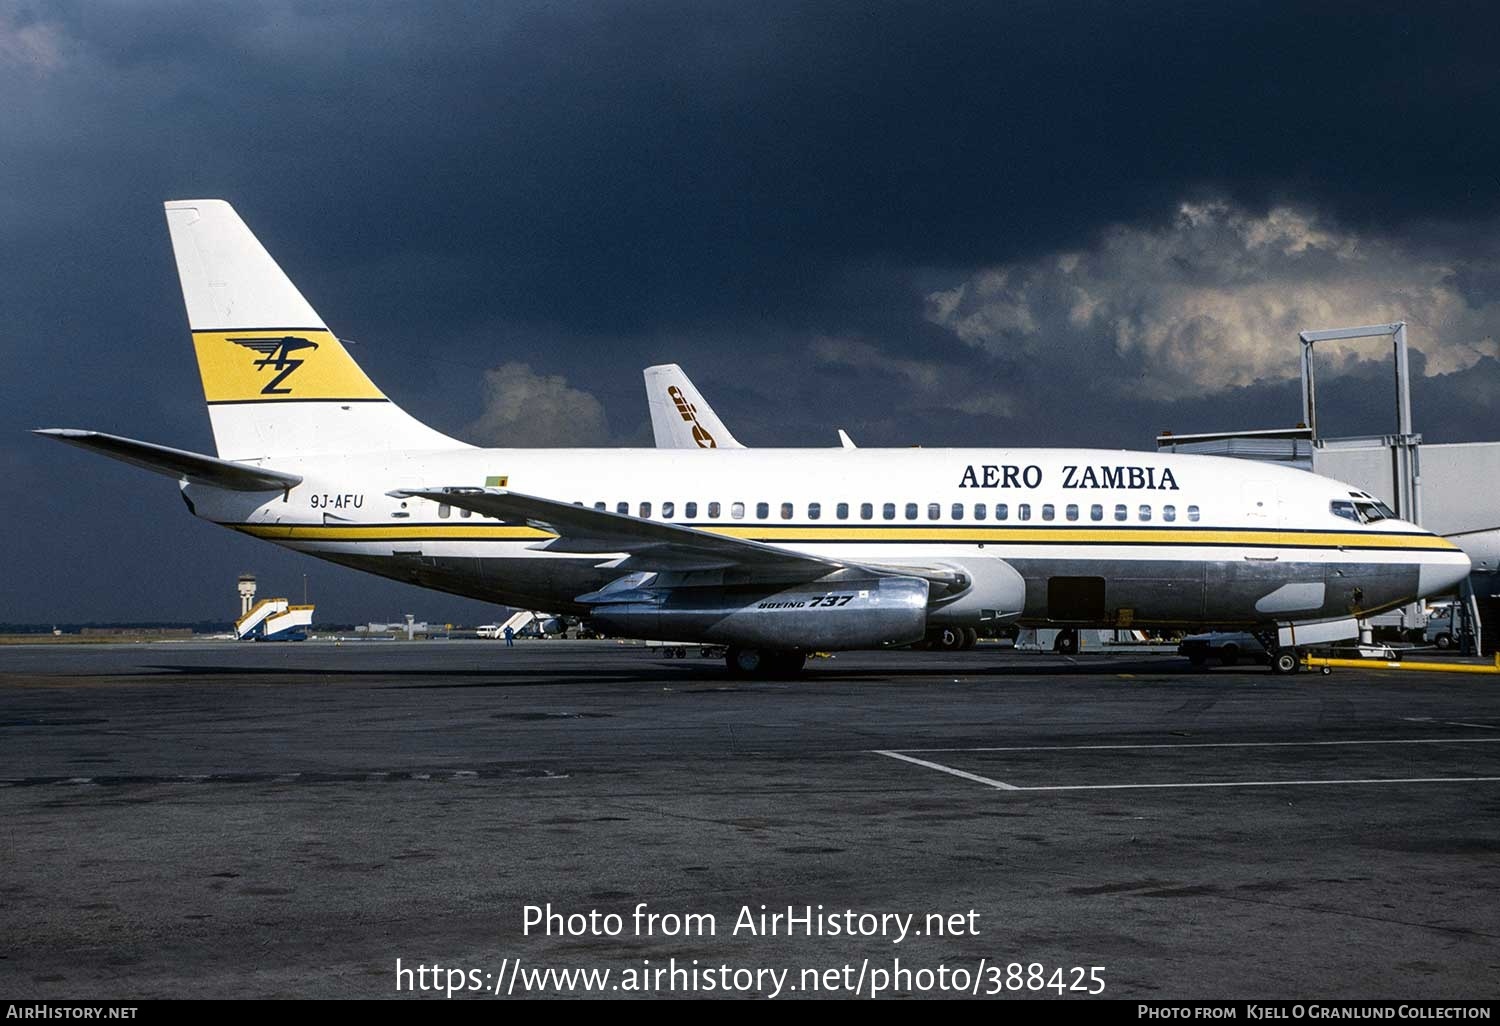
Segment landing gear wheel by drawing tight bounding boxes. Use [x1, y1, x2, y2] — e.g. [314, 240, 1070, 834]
[1053, 628, 1079, 655]
[1271, 650, 1301, 675]
[961, 627, 979, 650]
[726, 646, 765, 677]
[726, 647, 805, 677]
[935, 627, 965, 651]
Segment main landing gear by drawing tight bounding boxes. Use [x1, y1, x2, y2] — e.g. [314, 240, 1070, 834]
[1052, 628, 1079, 655]
[913, 627, 979, 651]
[725, 646, 808, 678]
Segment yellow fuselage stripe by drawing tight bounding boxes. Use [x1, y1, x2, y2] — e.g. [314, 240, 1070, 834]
[230, 523, 1457, 550]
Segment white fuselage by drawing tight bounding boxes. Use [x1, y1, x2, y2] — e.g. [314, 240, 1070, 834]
[184, 446, 1470, 630]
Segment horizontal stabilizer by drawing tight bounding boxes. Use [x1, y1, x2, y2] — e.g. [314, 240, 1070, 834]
[34, 429, 302, 491]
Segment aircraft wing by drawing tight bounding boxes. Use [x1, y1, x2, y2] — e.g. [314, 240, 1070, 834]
[394, 486, 968, 592]
[34, 429, 303, 492]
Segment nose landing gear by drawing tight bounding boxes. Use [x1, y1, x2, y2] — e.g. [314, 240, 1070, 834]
[1253, 629, 1302, 675]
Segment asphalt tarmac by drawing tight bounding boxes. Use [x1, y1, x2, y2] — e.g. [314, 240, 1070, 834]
[2, 640, 1497, 999]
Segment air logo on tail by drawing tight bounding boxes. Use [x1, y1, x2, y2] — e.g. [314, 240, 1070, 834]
[668, 385, 717, 448]
[190, 328, 384, 404]
[230, 336, 321, 394]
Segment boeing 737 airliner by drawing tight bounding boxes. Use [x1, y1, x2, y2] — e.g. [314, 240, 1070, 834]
[37, 200, 1471, 675]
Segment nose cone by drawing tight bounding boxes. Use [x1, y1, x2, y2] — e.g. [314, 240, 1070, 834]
[1418, 549, 1472, 600]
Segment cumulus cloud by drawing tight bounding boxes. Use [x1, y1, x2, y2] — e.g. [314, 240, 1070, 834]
[0, 4, 65, 72]
[808, 335, 1017, 421]
[926, 200, 1500, 399]
[463, 362, 610, 447]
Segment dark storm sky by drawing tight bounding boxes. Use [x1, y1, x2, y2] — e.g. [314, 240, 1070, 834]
[5, 1, 1500, 623]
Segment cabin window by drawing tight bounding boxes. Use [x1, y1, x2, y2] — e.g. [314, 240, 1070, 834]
[755, 502, 769, 519]
[1138, 504, 1151, 522]
[974, 503, 987, 520]
[905, 502, 918, 520]
[1187, 505, 1200, 522]
[1066, 504, 1079, 522]
[780, 502, 793, 520]
[1041, 503, 1055, 521]
[883, 502, 897, 520]
[1162, 505, 1176, 522]
[460, 508, 472, 518]
[594, 501, 606, 511]
[837, 502, 849, 520]
[1090, 504, 1103, 522]
[994, 503, 1007, 520]
[685, 502, 697, 518]
[860, 502, 873, 520]
[951, 503, 964, 520]
[708, 501, 721, 518]
[639, 502, 652, 518]
[731, 502, 745, 519]
[438, 503, 451, 519]
[662, 501, 675, 518]
[616, 502, 629, 515]
[1018, 504, 1031, 522]
[808, 502, 821, 520]
[1114, 503, 1127, 522]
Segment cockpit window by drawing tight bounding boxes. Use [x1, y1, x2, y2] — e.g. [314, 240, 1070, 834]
[1334, 498, 1399, 524]
[1355, 500, 1396, 523]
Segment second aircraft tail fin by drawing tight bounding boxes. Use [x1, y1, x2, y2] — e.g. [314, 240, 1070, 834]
[643, 364, 744, 449]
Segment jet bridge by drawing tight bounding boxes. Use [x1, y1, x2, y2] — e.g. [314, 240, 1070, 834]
[1157, 321, 1500, 652]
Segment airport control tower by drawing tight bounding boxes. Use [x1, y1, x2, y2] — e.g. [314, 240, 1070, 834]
[237, 573, 257, 617]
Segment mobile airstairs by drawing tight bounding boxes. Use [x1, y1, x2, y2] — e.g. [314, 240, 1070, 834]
[235, 598, 314, 641]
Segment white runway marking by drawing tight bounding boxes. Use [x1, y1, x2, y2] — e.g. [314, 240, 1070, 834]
[873, 750, 1019, 791]
[1404, 717, 1499, 731]
[873, 737, 1500, 792]
[891, 737, 1500, 754]
[1019, 777, 1500, 792]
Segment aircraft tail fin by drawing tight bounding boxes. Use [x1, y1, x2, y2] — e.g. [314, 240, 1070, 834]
[163, 200, 467, 459]
[643, 363, 744, 449]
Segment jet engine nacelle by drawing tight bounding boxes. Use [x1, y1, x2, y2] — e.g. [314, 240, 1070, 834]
[920, 555, 1027, 626]
[587, 575, 929, 650]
